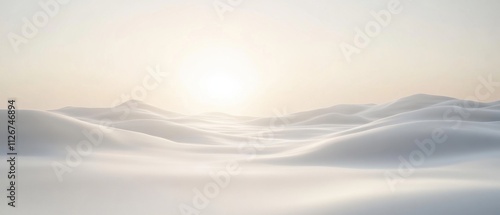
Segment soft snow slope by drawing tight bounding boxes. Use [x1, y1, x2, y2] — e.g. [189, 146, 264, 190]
[1, 94, 500, 214]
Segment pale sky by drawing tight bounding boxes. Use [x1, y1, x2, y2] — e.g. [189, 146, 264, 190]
[1, 0, 499, 116]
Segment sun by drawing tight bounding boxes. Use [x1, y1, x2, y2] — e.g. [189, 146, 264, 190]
[201, 75, 241, 101]
[177, 46, 258, 112]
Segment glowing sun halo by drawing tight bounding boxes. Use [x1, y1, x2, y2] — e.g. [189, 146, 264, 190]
[201, 75, 241, 100]
[177, 46, 258, 109]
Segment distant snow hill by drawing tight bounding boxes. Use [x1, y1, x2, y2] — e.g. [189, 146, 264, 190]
[1, 94, 500, 215]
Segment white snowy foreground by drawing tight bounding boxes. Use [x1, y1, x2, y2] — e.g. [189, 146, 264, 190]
[1, 94, 500, 214]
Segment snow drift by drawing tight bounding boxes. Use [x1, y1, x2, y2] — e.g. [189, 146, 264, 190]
[1, 94, 500, 215]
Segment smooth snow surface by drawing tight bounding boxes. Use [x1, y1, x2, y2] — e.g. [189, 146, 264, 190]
[1, 94, 500, 214]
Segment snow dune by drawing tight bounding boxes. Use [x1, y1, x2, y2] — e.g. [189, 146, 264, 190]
[1, 94, 500, 214]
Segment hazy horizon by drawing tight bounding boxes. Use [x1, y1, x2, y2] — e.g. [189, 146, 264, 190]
[9, 93, 495, 118]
